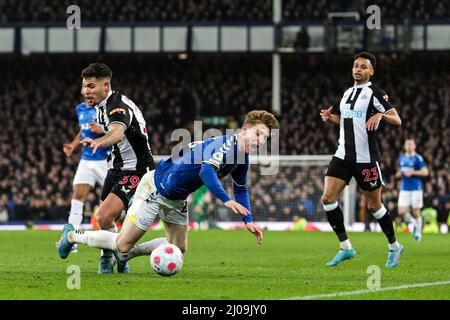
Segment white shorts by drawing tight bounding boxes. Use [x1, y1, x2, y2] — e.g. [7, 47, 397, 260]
[398, 190, 423, 209]
[72, 159, 108, 187]
[127, 170, 188, 231]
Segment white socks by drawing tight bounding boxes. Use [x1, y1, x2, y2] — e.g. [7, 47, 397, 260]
[101, 225, 118, 257]
[440, 224, 448, 234]
[340, 239, 352, 250]
[69, 230, 118, 251]
[68, 199, 84, 229]
[416, 216, 423, 235]
[388, 241, 400, 250]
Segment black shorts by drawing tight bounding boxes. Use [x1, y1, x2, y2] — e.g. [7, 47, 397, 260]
[325, 156, 384, 191]
[100, 168, 149, 208]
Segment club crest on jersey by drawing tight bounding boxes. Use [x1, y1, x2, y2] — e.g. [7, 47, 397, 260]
[109, 107, 126, 116]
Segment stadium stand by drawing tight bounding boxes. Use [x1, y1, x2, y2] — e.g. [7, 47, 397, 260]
[1, 0, 448, 23]
[0, 52, 448, 224]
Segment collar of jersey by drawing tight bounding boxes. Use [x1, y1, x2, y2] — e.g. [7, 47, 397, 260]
[97, 89, 114, 108]
[353, 81, 372, 88]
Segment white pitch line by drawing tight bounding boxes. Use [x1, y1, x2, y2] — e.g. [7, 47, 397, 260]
[284, 280, 450, 300]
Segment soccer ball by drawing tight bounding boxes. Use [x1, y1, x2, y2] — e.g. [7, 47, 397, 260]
[150, 243, 183, 276]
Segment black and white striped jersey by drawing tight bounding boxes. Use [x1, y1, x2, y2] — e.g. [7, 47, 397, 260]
[334, 81, 395, 163]
[96, 90, 155, 172]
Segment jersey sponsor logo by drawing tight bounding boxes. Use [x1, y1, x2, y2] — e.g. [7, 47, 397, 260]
[208, 136, 234, 166]
[341, 110, 363, 119]
[109, 107, 126, 116]
[121, 186, 131, 194]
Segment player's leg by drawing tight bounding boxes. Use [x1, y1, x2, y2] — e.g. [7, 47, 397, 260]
[69, 160, 96, 229]
[322, 158, 356, 266]
[159, 195, 189, 253]
[115, 195, 164, 260]
[58, 202, 150, 266]
[67, 183, 92, 253]
[163, 221, 188, 253]
[398, 190, 416, 232]
[96, 191, 126, 273]
[356, 162, 403, 268]
[363, 187, 403, 268]
[113, 172, 168, 262]
[411, 190, 424, 241]
[69, 184, 92, 228]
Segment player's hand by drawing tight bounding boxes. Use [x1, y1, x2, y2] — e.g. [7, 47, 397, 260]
[320, 106, 333, 122]
[366, 113, 383, 131]
[80, 137, 99, 154]
[63, 143, 74, 157]
[224, 200, 249, 216]
[90, 121, 104, 134]
[404, 170, 413, 178]
[246, 222, 263, 245]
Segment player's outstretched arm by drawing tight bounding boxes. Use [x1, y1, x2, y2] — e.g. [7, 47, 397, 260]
[199, 163, 249, 218]
[320, 106, 340, 124]
[231, 164, 263, 244]
[63, 131, 82, 157]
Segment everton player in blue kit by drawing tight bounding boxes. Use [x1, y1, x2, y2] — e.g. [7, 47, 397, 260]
[58, 110, 279, 267]
[395, 139, 428, 241]
[63, 95, 110, 252]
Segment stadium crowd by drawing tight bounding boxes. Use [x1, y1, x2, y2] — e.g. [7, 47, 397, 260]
[0, 0, 448, 23]
[0, 52, 448, 228]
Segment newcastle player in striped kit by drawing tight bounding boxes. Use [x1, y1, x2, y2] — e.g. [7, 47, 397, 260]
[320, 52, 403, 268]
[58, 63, 155, 274]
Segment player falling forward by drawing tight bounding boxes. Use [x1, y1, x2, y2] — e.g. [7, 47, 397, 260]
[63, 94, 110, 253]
[58, 63, 156, 274]
[395, 138, 429, 241]
[57, 110, 279, 269]
[320, 52, 403, 268]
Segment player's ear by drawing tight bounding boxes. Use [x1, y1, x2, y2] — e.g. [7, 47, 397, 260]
[103, 80, 111, 92]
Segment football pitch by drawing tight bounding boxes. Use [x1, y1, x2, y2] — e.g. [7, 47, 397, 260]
[0, 230, 449, 300]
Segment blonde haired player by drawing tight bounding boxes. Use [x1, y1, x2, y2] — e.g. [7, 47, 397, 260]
[58, 110, 279, 270]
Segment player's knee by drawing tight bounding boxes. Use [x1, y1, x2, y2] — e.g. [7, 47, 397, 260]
[96, 210, 115, 229]
[367, 203, 381, 213]
[321, 194, 336, 205]
[73, 189, 87, 202]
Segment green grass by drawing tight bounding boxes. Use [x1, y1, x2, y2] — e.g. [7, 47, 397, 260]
[0, 230, 449, 300]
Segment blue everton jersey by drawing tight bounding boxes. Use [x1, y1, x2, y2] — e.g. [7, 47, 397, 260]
[75, 102, 110, 160]
[155, 134, 249, 204]
[399, 153, 426, 191]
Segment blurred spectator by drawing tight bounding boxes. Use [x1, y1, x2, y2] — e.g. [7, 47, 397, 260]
[294, 26, 311, 51]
